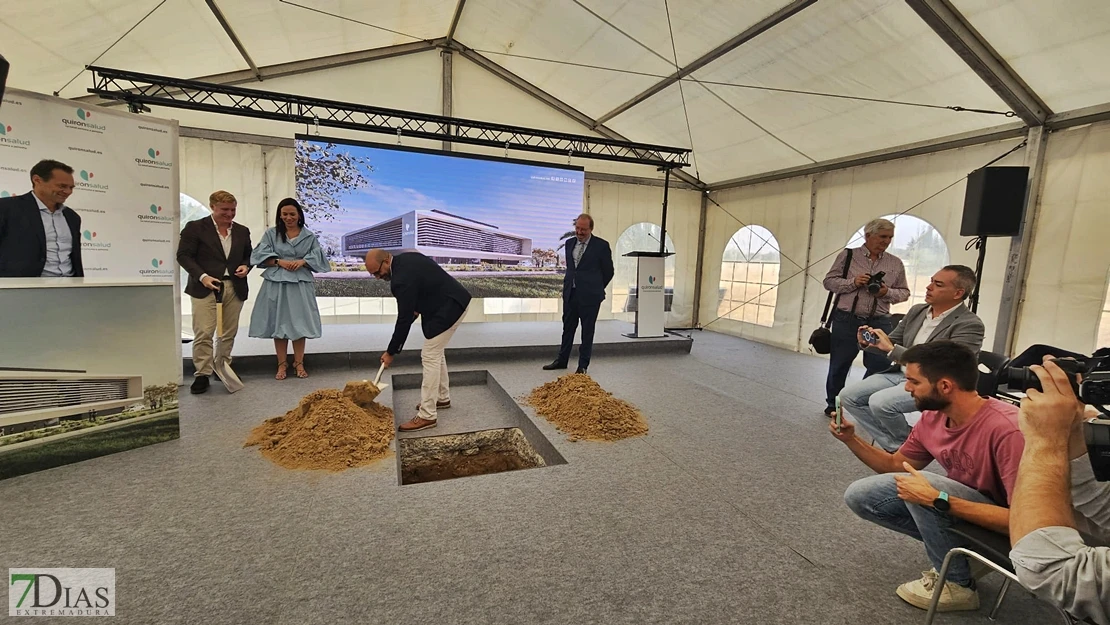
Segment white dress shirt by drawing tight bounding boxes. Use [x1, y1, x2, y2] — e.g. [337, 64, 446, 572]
[910, 304, 959, 346]
[200, 218, 234, 282]
[33, 194, 74, 277]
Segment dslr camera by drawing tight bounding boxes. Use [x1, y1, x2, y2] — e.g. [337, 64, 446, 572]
[866, 271, 886, 295]
[999, 350, 1110, 480]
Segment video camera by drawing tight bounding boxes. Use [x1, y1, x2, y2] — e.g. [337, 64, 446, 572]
[995, 347, 1110, 480]
[866, 271, 886, 295]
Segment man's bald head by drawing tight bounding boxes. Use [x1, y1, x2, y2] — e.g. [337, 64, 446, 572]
[365, 249, 392, 280]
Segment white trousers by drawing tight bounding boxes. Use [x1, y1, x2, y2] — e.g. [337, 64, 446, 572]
[417, 305, 468, 421]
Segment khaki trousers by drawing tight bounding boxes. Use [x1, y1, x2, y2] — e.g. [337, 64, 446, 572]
[190, 288, 243, 377]
[417, 305, 469, 421]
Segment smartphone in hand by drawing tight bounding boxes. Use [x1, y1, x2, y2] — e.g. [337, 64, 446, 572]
[861, 329, 879, 345]
[835, 396, 843, 433]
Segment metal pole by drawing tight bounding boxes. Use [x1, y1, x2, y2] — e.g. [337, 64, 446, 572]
[659, 167, 671, 255]
[691, 191, 708, 327]
[993, 126, 1047, 354]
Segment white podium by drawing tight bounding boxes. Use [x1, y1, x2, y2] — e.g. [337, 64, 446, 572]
[622, 251, 673, 338]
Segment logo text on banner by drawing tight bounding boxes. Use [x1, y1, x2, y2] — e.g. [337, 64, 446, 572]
[8, 568, 115, 617]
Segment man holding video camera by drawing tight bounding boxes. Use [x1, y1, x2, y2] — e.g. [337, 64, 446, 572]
[822, 218, 910, 418]
[1009, 357, 1110, 624]
[840, 265, 984, 452]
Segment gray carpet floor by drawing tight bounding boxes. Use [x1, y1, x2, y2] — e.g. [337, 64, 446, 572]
[0, 330, 1061, 624]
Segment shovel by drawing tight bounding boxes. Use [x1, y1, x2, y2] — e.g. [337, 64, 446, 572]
[370, 361, 390, 393]
[213, 282, 244, 393]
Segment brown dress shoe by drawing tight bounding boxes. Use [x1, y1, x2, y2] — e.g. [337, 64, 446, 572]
[414, 400, 451, 410]
[398, 416, 437, 432]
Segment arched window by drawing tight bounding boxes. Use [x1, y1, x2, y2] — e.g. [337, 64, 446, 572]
[847, 215, 950, 314]
[612, 223, 676, 316]
[718, 225, 780, 327]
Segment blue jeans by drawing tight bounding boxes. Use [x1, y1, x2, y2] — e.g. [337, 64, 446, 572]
[840, 372, 919, 452]
[845, 472, 996, 586]
[824, 310, 894, 411]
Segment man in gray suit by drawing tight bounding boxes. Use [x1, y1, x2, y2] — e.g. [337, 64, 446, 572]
[839, 265, 985, 451]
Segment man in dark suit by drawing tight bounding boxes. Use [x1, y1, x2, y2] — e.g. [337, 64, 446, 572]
[367, 248, 472, 432]
[176, 190, 252, 394]
[840, 265, 985, 451]
[544, 213, 614, 374]
[0, 159, 83, 277]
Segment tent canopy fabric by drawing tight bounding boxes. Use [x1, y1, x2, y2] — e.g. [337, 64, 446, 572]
[3, 0, 1109, 185]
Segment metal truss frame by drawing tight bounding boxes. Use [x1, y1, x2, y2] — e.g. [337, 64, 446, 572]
[86, 65, 690, 169]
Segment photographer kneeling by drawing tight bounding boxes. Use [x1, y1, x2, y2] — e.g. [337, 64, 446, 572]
[1009, 358, 1110, 624]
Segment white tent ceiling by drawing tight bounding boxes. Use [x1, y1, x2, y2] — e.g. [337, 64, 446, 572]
[2, 0, 1109, 186]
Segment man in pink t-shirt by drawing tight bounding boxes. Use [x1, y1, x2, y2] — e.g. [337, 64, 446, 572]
[830, 340, 1025, 613]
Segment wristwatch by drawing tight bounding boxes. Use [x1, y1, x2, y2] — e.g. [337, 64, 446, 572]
[933, 491, 951, 512]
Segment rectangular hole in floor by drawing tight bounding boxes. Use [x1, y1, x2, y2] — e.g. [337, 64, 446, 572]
[399, 427, 549, 485]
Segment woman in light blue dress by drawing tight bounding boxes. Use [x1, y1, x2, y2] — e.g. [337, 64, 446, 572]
[249, 198, 329, 379]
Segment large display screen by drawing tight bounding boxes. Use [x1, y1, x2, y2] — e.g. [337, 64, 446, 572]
[294, 135, 585, 299]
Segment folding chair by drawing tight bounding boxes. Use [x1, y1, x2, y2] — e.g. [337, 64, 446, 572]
[924, 522, 1085, 624]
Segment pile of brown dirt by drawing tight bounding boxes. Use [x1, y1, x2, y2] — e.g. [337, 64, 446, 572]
[244, 387, 394, 471]
[524, 373, 648, 442]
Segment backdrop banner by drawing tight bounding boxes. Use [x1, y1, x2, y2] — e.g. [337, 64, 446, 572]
[0, 87, 178, 278]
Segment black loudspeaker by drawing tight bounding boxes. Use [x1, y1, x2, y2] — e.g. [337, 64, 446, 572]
[0, 54, 8, 103]
[960, 166, 1029, 237]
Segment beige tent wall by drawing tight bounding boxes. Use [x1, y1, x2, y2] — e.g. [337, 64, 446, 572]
[702, 137, 1030, 354]
[1013, 121, 1110, 355]
[178, 138, 268, 331]
[700, 177, 812, 351]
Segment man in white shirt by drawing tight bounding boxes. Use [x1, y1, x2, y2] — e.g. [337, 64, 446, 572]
[839, 265, 985, 451]
[176, 190, 252, 394]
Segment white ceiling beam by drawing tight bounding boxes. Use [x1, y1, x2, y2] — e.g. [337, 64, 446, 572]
[707, 121, 1028, 191]
[904, 0, 1050, 126]
[205, 0, 261, 81]
[74, 39, 445, 105]
[446, 0, 468, 45]
[453, 45, 706, 189]
[593, 0, 818, 127]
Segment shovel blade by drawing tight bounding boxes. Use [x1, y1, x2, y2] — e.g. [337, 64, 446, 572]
[215, 361, 244, 393]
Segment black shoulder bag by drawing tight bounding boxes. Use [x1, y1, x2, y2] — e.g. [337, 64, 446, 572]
[808, 248, 853, 354]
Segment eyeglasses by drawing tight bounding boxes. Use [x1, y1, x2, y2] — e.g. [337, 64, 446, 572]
[368, 260, 387, 278]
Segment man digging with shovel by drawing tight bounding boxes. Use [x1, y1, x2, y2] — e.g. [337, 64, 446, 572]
[365, 248, 471, 432]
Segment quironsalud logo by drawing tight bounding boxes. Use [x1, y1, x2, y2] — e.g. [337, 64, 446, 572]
[8, 568, 115, 617]
[0, 122, 31, 149]
[82, 230, 111, 250]
[76, 169, 109, 193]
[62, 108, 106, 133]
[140, 258, 172, 276]
[138, 203, 171, 224]
[648, 275, 656, 284]
[135, 147, 172, 169]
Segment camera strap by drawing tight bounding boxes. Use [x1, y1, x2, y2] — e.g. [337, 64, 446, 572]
[821, 248, 853, 327]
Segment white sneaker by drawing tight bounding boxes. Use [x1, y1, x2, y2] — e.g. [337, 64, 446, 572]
[896, 568, 980, 611]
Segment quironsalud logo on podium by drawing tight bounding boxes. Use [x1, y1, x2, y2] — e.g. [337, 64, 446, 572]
[642, 274, 664, 293]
